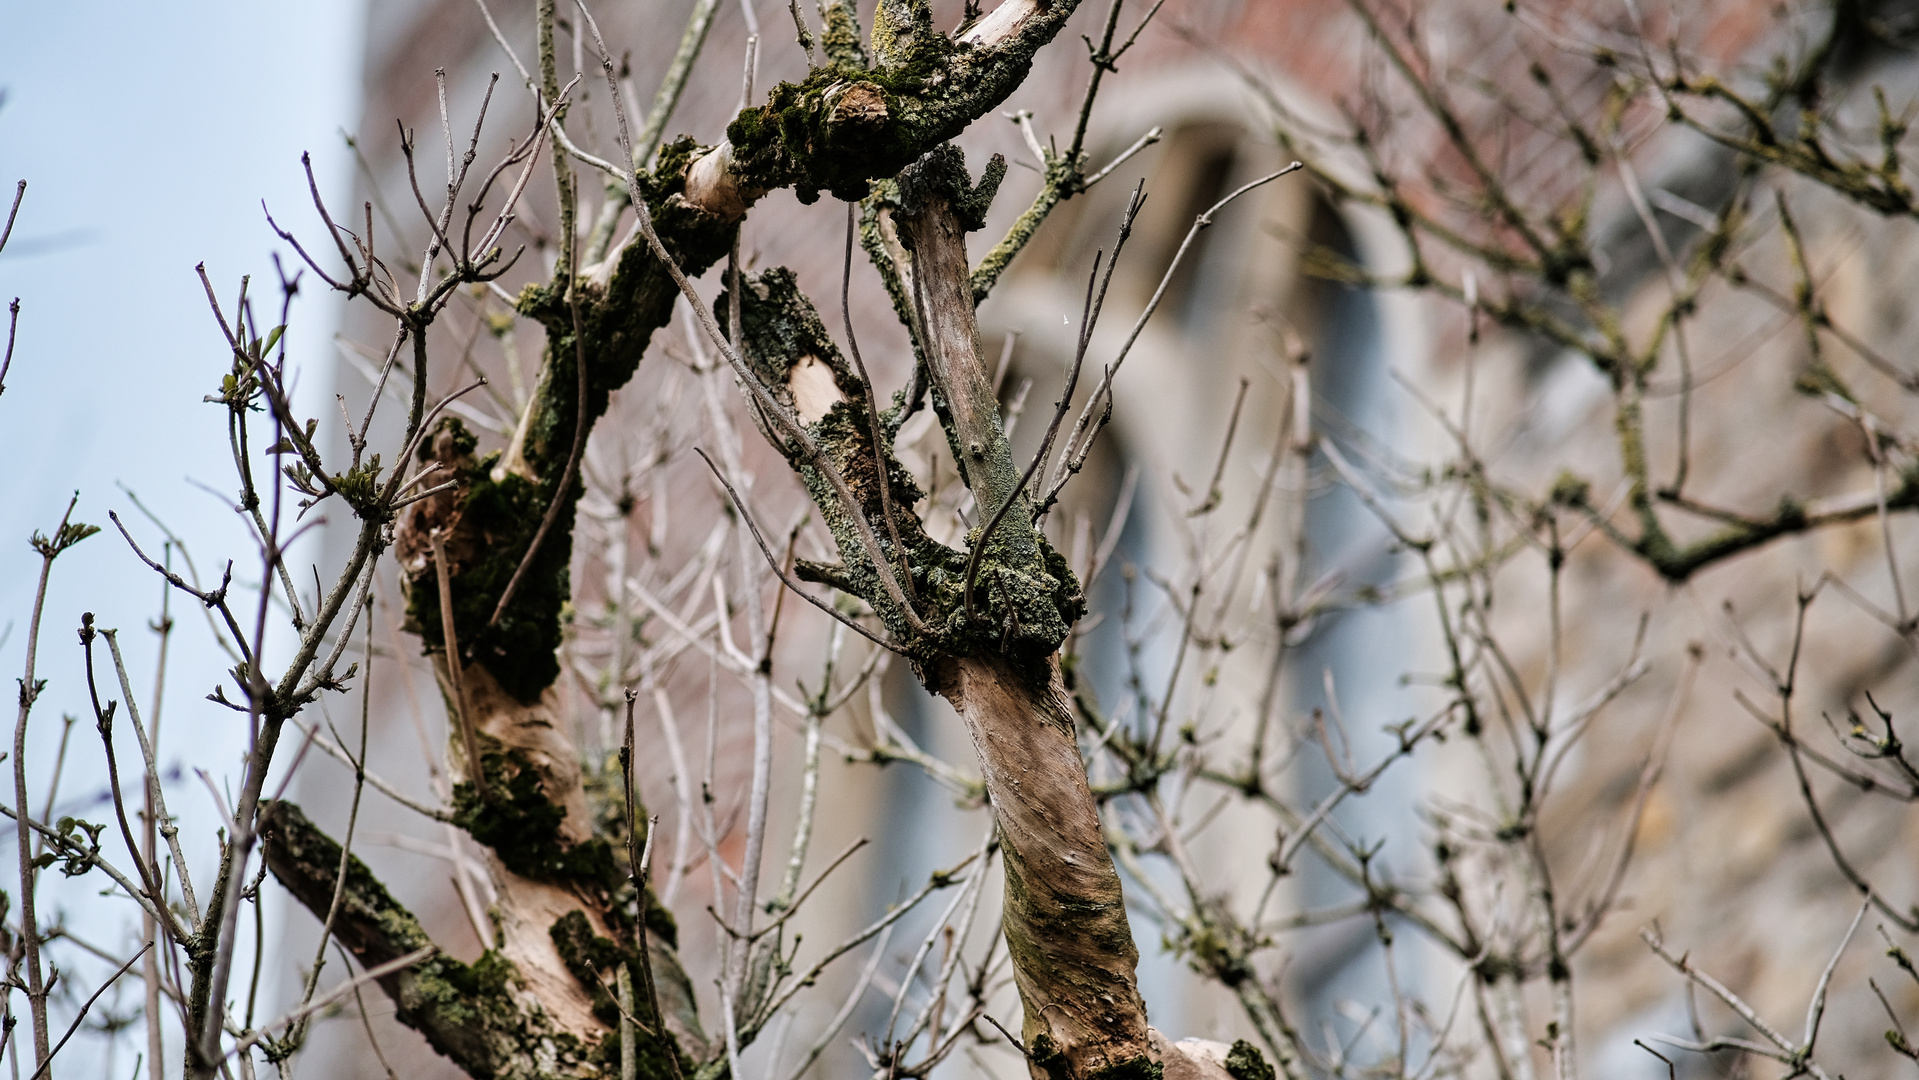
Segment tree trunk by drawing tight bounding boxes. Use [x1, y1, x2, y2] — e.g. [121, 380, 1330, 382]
[930, 653, 1155, 1077]
[885, 151, 1156, 1078]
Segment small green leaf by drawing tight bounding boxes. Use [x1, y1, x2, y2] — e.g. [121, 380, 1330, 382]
[53, 521, 100, 554]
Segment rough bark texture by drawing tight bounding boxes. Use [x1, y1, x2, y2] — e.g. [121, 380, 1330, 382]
[260, 3, 1229, 1076]
[1149, 1032, 1266, 1080]
[684, 0, 1085, 213]
[873, 149, 1156, 1077]
[891, 168, 1026, 542]
[262, 790, 705, 1079]
[881, 159, 1157, 1074]
[272, 179, 725, 1069]
[719, 144, 1161, 1078]
[931, 654, 1154, 1077]
[879, 150, 1079, 658]
[263, 801, 617, 1078]
[408, 141, 737, 704]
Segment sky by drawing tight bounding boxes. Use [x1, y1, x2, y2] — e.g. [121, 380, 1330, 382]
[0, 1, 364, 1070]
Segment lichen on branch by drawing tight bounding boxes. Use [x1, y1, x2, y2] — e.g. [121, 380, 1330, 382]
[719, 252, 1083, 661]
[261, 800, 610, 1078]
[696, 0, 1087, 209]
[398, 140, 735, 704]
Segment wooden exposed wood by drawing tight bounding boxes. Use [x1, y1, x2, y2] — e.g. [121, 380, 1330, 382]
[932, 654, 1154, 1077]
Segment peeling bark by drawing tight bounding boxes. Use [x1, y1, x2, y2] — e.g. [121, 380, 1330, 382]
[932, 654, 1153, 1077]
[451, 665, 595, 843]
[1150, 1031, 1271, 1080]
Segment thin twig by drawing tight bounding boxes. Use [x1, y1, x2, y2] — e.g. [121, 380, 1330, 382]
[25, 943, 151, 1080]
[0, 180, 24, 254]
[577, 23, 929, 635]
[14, 494, 81, 1069]
[285, 716, 456, 822]
[227, 948, 437, 1059]
[1047, 165, 1299, 505]
[104, 629, 200, 924]
[694, 449, 906, 653]
[842, 201, 917, 608]
[486, 276, 589, 629]
[432, 530, 488, 800]
[621, 689, 686, 1080]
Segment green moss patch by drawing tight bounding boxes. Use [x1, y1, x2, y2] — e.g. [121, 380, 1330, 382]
[724, 5, 1071, 204]
[1224, 1040, 1275, 1080]
[452, 749, 621, 893]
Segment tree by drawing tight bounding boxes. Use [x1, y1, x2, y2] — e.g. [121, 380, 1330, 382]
[4, 0, 1919, 1078]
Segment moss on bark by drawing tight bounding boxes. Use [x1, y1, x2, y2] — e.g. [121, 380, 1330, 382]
[1224, 1041, 1276, 1080]
[399, 142, 735, 704]
[719, 258, 1084, 664]
[724, 1, 1085, 203]
[407, 449, 566, 702]
[451, 748, 624, 895]
[260, 800, 610, 1078]
[547, 910, 691, 1077]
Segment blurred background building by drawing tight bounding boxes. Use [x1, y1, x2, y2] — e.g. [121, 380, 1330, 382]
[280, 1, 1919, 1078]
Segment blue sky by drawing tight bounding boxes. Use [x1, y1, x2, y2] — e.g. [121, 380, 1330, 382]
[0, 1, 363, 1069]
